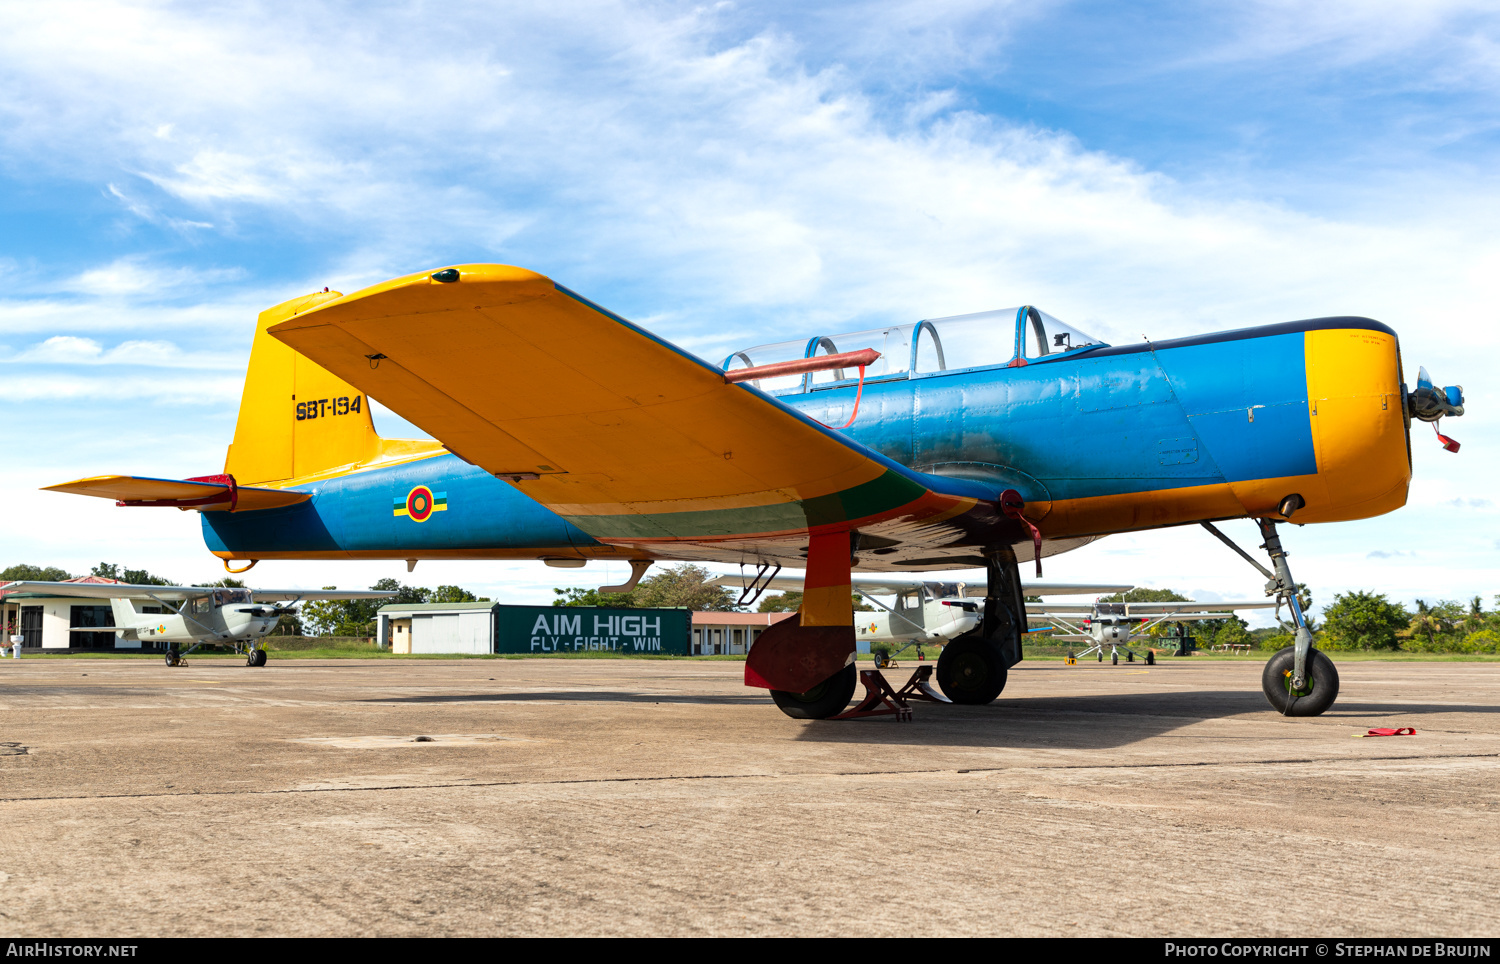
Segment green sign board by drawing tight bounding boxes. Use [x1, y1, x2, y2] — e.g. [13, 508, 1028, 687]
[495, 605, 691, 655]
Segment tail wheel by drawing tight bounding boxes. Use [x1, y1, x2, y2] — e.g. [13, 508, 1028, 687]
[770, 664, 857, 719]
[936, 634, 1008, 705]
[1261, 646, 1340, 716]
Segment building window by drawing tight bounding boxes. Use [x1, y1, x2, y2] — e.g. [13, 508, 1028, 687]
[69, 605, 115, 649]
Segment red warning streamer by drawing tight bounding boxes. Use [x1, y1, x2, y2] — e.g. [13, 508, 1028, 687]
[999, 488, 1043, 577]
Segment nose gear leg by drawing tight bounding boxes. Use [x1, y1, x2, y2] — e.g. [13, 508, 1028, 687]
[1201, 518, 1328, 715]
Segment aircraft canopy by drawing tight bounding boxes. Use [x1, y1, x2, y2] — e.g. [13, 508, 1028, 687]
[723, 307, 1107, 394]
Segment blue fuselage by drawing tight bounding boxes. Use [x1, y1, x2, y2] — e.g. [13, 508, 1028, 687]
[202, 316, 1410, 560]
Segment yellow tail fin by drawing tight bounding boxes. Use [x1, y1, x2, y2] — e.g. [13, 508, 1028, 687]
[224, 290, 383, 485]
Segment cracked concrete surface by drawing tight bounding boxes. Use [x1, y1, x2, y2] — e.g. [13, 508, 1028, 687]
[1, 657, 1496, 936]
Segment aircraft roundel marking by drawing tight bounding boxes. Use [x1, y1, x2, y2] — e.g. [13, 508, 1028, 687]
[406, 486, 435, 523]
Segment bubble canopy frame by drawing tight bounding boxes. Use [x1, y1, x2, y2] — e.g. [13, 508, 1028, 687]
[720, 306, 1107, 394]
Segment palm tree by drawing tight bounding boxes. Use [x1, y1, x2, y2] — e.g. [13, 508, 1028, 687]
[1465, 596, 1486, 634]
[1407, 599, 1440, 650]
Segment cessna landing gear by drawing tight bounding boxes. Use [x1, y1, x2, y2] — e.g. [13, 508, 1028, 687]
[164, 644, 183, 667]
[246, 647, 267, 667]
[1202, 515, 1338, 716]
[770, 664, 858, 719]
[935, 544, 1025, 705]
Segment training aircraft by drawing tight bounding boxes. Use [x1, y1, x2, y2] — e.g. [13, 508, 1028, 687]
[40, 264, 1465, 718]
[0, 581, 394, 665]
[705, 570, 1131, 652]
[1030, 599, 1278, 664]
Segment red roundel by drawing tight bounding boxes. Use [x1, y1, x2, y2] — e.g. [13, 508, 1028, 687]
[406, 486, 435, 523]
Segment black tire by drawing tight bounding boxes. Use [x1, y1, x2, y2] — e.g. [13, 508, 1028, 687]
[1111, 652, 1119, 665]
[770, 664, 857, 719]
[248, 649, 267, 667]
[1261, 646, 1340, 716]
[936, 635, 1008, 705]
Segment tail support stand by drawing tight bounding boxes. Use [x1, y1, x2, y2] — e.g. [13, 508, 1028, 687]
[831, 665, 951, 722]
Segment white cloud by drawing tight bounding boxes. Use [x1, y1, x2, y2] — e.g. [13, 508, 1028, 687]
[1, 335, 241, 369]
[1, 373, 241, 402]
[66, 257, 242, 296]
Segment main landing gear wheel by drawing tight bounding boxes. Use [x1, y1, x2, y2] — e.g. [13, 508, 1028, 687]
[247, 649, 267, 667]
[770, 664, 858, 720]
[936, 635, 1008, 705]
[164, 646, 182, 667]
[1261, 646, 1340, 716]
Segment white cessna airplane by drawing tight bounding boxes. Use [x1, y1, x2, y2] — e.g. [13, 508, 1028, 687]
[1030, 599, 1279, 664]
[0, 581, 395, 666]
[706, 571, 1133, 649]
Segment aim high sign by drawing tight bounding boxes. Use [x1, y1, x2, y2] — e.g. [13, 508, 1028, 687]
[496, 605, 691, 655]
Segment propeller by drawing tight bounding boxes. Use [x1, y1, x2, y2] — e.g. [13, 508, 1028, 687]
[1408, 366, 1464, 452]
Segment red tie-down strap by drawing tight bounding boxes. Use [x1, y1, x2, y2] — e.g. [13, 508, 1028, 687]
[1433, 421, 1460, 453]
[1357, 727, 1416, 737]
[999, 489, 1043, 577]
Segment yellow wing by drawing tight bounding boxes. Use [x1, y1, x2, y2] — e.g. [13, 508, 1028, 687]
[267, 264, 997, 547]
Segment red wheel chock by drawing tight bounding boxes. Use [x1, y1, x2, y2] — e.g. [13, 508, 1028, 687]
[830, 666, 951, 722]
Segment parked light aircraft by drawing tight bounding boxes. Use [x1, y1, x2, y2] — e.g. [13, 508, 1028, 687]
[705, 571, 1131, 651]
[39, 264, 1466, 718]
[0, 581, 394, 665]
[1030, 599, 1278, 664]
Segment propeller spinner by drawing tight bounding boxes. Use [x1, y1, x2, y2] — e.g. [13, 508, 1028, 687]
[1408, 366, 1464, 452]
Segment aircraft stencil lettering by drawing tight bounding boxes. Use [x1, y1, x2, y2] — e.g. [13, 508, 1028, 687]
[39, 264, 1467, 717]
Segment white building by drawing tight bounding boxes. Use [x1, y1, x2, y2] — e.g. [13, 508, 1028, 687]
[691, 611, 793, 655]
[0, 577, 163, 651]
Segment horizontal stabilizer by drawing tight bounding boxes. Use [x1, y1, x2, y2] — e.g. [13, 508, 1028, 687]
[41, 475, 310, 513]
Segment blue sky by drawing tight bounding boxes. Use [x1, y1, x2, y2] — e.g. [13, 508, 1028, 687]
[1, 0, 1496, 618]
